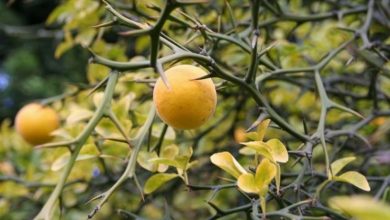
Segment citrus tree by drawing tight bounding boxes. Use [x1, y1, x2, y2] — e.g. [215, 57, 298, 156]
[1, 0, 390, 219]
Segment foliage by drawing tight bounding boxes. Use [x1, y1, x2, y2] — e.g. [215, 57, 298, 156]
[0, 1, 88, 121]
[0, 0, 390, 220]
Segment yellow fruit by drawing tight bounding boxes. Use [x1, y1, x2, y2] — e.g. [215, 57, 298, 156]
[15, 103, 60, 145]
[234, 127, 247, 143]
[153, 65, 217, 129]
[372, 117, 386, 126]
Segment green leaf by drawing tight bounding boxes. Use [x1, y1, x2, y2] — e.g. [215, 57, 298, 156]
[237, 173, 258, 194]
[144, 173, 178, 194]
[175, 155, 191, 170]
[266, 139, 289, 163]
[51, 154, 96, 171]
[210, 152, 247, 178]
[75, 29, 96, 47]
[329, 195, 390, 220]
[149, 158, 180, 169]
[240, 141, 274, 161]
[330, 156, 356, 176]
[335, 171, 370, 191]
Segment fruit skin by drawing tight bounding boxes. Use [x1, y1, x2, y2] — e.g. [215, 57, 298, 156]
[234, 127, 247, 143]
[153, 65, 217, 129]
[15, 103, 60, 145]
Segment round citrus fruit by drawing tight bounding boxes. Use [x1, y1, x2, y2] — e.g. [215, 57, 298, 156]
[15, 103, 60, 145]
[153, 65, 217, 129]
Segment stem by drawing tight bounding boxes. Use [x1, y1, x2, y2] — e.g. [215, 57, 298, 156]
[88, 105, 156, 218]
[34, 71, 119, 220]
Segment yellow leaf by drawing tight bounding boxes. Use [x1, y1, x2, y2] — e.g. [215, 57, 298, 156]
[237, 173, 258, 194]
[245, 132, 259, 141]
[240, 141, 274, 161]
[330, 156, 356, 176]
[158, 144, 180, 172]
[335, 171, 370, 191]
[137, 151, 158, 172]
[255, 158, 277, 189]
[66, 104, 94, 124]
[51, 153, 96, 171]
[266, 139, 289, 163]
[257, 119, 271, 141]
[92, 92, 104, 109]
[210, 152, 247, 178]
[149, 158, 180, 169]
[239, 146, 257, 155]
[329, 195, 390, 220]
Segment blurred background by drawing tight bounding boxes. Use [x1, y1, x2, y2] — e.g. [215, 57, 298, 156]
[0, 0, 88, 121]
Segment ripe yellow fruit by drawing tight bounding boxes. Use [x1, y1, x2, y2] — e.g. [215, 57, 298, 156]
[153, 65, 217, 129]
[15, 103, 60, 145]
[234, 127, 247, 143]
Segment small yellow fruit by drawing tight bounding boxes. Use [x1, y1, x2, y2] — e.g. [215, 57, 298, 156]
[153, 65, 217, 129]
[234, 127, 247, 143]
[15, 103, 60, 145]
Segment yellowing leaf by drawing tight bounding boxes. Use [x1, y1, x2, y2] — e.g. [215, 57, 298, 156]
[257, 119, 271, 141]
[55, 40, 73, 59]
[330, 156, 356, 176]
[137, 151, 158, 172]
[237, 159, 276, 197]
[245, 132, 259, 141]
[149, 158, 180, 169]
[240, 141, 274, 161]
[210, 152, 247, 178]
[66, 104, 94, 124]
[51, 154, 96, 171]
[239, 146, 257, 155]
[266, 139, 289, 163]
[75, 29, 96, 47]
[92, 92, 104, 108]
[158, 144, 179, 172]
[144, 173, 178, 194]
[0, 182, 29, 198]
[329, 196, 390, 220]
[237, 173, 258, 194]
[175, 155, 191, 171]
[335, 171, 370, 191]
[161, 145, 179, 159]
[255, 159, 277, 190]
